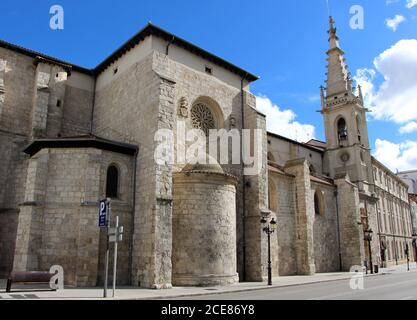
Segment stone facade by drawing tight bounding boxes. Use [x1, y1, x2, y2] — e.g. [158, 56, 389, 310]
[0, 19, 414, 288]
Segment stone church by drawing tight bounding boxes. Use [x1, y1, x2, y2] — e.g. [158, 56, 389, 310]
[0, 17, 414, 288]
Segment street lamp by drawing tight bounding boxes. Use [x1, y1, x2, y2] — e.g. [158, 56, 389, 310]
[261, 215, 277, 286]
[364, 229, 374, 274]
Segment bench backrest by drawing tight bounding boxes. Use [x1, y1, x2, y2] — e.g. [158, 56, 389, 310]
[10, 271, 54, 283]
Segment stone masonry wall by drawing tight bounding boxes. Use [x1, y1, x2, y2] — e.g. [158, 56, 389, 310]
[335, 175, 365, 271]
[312, 182, 340, 273]
[269, 173, 297, 276]
[94, 52, 174, 288]
[285, 159, 315, 275]
[12, 148, 133, 286]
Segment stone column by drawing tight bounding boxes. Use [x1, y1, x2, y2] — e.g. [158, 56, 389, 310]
[285, 158, 315, 275]
[46, 66, 67, 138]
[31, 62, 68, 139]
[335, 174, 365, 270]
[242, 91, 269, 281]
[131, 52, 176, 289]
[13, 149, 49, 271]
[31, 64, 51, 139]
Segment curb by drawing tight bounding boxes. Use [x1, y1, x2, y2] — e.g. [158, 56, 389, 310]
[134, 272, 386, 300]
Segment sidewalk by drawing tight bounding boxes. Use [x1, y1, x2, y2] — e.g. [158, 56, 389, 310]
[0, 264, 415, 300]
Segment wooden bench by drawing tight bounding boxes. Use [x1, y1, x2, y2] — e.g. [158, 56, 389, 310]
[6, 271, 55, 292]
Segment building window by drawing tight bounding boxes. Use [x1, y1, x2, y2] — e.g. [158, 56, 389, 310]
[106, 165, 119, 199]
[314, 191, 324, 216]
[337, 118, 348, 141]
[205, 66, 213, 75]
[191, 103, 216, 136]
[268, 178, 278, 213]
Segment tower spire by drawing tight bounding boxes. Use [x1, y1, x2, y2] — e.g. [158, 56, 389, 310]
[325, 16, 352, 98]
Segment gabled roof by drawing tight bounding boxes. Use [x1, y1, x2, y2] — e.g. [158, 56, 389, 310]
[0, 23, 259, 82]
[95, 23, 259, 81]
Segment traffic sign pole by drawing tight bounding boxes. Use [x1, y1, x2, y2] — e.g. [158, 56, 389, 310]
[103, 199, 111, 298]
[112, 216, 119, 298]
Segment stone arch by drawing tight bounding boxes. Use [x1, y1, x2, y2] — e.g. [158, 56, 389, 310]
[268, 178, 278, 213]
[336, 116, 348, 142]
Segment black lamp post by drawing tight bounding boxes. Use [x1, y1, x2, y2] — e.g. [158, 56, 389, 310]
[261, 216, 277, 286]
[412, 233, 417, 268]
[364, 229, 374, 274]
[405, 242, 410, 271]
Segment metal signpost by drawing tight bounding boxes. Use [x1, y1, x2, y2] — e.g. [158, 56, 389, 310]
[98, 198, 124, 299]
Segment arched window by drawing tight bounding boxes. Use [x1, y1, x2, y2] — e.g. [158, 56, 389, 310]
[337, 118, 348, 141]
[356, 115, 362, 143]
[314, 191, 324, 216]
[106, 165, 119, 199]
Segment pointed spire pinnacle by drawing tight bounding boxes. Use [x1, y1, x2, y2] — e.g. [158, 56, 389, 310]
[358, 85, 364, 104]
[328, 16, 341, 51]
[325, 16, 352, 98]
[320, 86, 326, 110]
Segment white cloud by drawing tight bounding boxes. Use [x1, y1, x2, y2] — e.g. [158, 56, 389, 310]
[256, 95, 315, 142]
[399, 121, 417, 134]
[385, 15, 406, 31]
[406, 0, 417, 8]
[354, 39, 417, 124]
[374, 139, 417, 171]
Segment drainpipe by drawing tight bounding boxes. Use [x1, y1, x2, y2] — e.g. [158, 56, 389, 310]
[128, 148, 139, 285]
[375, 195, 383, 266]
[166, 36, 175, 56]
[240, 74, 248, 281]
[334, 189, 342, 271]
[89, 74, 97, 135]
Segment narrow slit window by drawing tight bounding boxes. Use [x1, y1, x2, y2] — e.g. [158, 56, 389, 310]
[106, 165, 119, 199]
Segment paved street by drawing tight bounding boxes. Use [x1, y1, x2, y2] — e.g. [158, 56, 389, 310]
[0, 264, 415, 300]
[180, 269, 417, 300]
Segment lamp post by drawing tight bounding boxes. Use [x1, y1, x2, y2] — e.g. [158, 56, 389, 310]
[405, 242, 410, 271]
[364, 229, 374, 274]
[412, 233, 417, 268]
[260, 216, 277, 286]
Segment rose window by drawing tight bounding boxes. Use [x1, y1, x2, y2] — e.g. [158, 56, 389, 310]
[190, 103, 216, 135]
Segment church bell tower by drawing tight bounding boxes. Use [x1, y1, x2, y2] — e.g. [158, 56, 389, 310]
[321, 17, 374, 193]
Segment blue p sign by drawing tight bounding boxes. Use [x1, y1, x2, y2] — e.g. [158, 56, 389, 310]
[99, 199, 108, 227]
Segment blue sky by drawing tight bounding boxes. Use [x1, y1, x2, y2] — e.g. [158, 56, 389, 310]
[1, 0, 417, 170]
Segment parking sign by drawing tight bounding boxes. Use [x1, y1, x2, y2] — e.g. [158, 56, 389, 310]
[99, 199, 108, 227]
